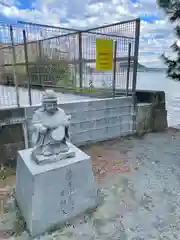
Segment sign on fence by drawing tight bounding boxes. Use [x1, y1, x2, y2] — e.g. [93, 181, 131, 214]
[96, 39, 113, 71]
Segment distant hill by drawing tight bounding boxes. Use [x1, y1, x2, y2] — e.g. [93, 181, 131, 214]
[88, 61, 165, 72]
[138, 63, 147, 69]
[120, 62, 166, 72]
[120, 62, 147, 69]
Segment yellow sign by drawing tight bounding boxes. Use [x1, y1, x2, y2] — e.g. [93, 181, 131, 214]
[96, 38, 113, 71]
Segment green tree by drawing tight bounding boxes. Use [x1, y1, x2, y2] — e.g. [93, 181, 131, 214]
[157, 0, 180, 80]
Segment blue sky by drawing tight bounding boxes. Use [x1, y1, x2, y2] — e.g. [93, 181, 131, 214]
[0, 0, 175, 67]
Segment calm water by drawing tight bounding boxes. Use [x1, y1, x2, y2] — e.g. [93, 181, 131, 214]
[0, 71, 179, 127]
[137, 72, 180, 127]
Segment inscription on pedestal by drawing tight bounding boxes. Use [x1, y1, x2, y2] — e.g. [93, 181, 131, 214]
[60, 168, 76, 215]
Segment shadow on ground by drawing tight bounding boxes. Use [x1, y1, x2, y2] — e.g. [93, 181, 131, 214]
[1, 130, 180, 239]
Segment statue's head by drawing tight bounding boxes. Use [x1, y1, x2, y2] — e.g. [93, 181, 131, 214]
[42, 89, 58, 114]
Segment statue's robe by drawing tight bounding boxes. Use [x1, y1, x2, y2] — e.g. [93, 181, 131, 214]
[32, 107, 69, 149]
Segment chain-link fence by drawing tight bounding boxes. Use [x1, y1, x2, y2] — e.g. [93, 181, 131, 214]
[80, 19, 138, 92]
[0, 19, 140, 107]
[0, 22, 77, 107]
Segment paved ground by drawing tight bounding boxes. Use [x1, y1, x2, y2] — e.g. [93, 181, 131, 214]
[0, 86, 98, 108]
[1, 130, 180, 239]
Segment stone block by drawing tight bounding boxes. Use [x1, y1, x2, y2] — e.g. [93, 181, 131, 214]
[152, 109, 167, 132]
[91, 109, 108, 120]
[89, 99, 106, 110]
[95, 118, 107, 129]
[59, 102, 77, 113]
[107, 116, 121, 126]
[136, 103, 152, 134]
[121, 123, 131, 134]
[71, 131, 90, 146]
[16, 143, 98, 237]
[121, 115, 133, 125]
[70, 110, 90, 122]
[106, 97, 132, 108]
[107, 125, 121, 138]
[91, 127, 109, 141]
[108, 107, 121, 117]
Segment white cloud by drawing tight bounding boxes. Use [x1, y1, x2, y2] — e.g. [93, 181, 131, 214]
[0, 0, 176, 68]
[138, 19, 175, 67]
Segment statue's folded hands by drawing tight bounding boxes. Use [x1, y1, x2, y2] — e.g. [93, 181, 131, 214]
[39, 125, 47, 134]
[43, 123, 58, 131]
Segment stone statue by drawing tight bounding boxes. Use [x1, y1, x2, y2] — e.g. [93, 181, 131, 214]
[31, 89, 75, 165]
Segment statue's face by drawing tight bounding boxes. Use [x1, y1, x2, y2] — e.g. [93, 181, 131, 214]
[44, 101, 57, 114]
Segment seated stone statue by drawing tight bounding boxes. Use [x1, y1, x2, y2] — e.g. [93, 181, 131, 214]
[31, 89, 75, 165]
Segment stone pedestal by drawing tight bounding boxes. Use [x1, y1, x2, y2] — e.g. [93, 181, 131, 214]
[15, 143, 98, 237]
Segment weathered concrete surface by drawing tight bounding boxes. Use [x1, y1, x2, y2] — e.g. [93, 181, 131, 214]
[0, 124, 25, 166]
[136, 102, 167, 135]
[1, 130, 180, 239]
[136, 103, 152, 135]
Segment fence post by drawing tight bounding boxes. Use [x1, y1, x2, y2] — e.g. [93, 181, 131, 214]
[126, 42, 131, 96]
[132, 19, 140, 131]
[112, 40, 117, 97]
[132, 19, 140, 94]
[78, 31, 83, 89]
[22, 29, 32, 106]
[9, 25, 20, 107]
[38, 40, 44, 88]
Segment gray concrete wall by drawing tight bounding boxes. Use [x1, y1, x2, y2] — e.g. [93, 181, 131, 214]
[136, 102, 167, 135]
[0, 107, 26, 166]
[25, 96, 134, 147]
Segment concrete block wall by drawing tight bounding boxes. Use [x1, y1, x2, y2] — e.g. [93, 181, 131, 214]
[25, 96, 134, 147]
[0, 94, 168, 166]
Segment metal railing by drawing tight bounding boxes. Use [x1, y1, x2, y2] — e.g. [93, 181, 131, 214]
[0, 19, 140, 107]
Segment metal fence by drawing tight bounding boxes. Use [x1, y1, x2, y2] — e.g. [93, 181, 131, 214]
[0, 19, 140, 107]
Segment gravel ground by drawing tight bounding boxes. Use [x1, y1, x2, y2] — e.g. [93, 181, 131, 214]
[1, 130, 180, 239]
